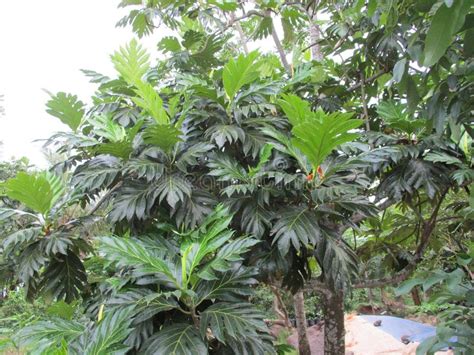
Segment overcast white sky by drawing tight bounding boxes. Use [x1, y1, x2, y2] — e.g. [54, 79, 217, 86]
[0, 1, 278, 167]
[0, 0, 159, 166]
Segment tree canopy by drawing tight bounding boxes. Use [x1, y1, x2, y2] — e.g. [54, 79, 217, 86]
[0, 0, 472, 354]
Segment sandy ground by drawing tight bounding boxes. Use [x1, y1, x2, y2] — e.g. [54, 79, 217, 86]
[285, 315, 453, 355]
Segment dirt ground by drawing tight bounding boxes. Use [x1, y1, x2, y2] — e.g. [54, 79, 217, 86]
[284, 314, 453, 355]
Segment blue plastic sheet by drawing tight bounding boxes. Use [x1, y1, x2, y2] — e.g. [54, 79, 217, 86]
[360, 315, 437, 343]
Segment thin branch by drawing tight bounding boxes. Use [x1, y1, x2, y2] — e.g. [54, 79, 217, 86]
[338, 198, 395, 234]
[229, 11, 249, 54]
[88, 181, 123, 216]
[360, 72, 371, 131]
[268, 12, 291, 74]
[305, 278, 332, 297]
[354, 188, 449, 289]
[301, 30, 348, 55]
[220, 9, 264, 33]
[347, 69, 387, 92]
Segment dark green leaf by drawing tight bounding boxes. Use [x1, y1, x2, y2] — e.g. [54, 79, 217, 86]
[143, 323, 207, 355]
[423, 0, 471, 66]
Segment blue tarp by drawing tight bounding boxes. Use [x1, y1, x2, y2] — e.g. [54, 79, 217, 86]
[360, 315, 437, 343]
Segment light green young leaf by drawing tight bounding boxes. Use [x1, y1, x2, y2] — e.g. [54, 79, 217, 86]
[291, 110, 362, 170]
[3, 172, 63, 215]
[133, 81, 170, 124]
[111, 39, 150, 85]
[277, 94, 312, 126]
[158, 36, 182, 53]
[87, 114, 126, 142]
[46, 301, 78, 320]
[377, 101, 425, 135]
[46, 92, 85, 131]
[198, 237, 260, 280]
[143, 124, 182, 152]
[248, 143, 273, 178]
[223, 51, 260, 103]
[181, 205, 235, 284]
[117, 9, 154, 38]
[278, 95, 362, 171]
[111, 40, 171, 126]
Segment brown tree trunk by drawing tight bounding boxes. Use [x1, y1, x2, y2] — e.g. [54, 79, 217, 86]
[364, 271, 374, 309]
[270, 283, 291, 328]
[380, 287, 388, 310]
[411, 286, 422, 306]
[293, 290, 311, 355]
[322, 289, 345, 355]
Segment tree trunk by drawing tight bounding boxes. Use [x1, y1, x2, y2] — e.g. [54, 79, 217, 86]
[306, 1, 323, 61]
[293, 290, 311, 355]
[411, 286, 422, 306]
[270, 283, 291, 328]
[266, 11, 291, 74]
[380, 287, 388, 309]
[322, 289, 345, 355]
[229, 12, 249, 54]
[364, 271, 374, 310]
[309, 16, 323, 61]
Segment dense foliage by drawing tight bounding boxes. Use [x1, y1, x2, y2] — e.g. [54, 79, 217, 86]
[0, 0, 472, 354]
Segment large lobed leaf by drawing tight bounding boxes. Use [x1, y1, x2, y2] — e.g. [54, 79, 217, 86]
[143, 124, 182, 152]
[111, 39, 150, 85]
[15, 317, 85, 354]
[271, 207, 321, 255]
[315, 232, 359, 289]
[111, 40, 171, 126]
[108, 288, 179, 323]
[133, 82, 170, 125]
[72, 155, 121, 192]
[377, 101, 425, 135]
[277, 93, 312, 126]
[423, 0, 471, 67]
[46, 92, 85, 131]
[39, 251, 87, 303]
[223, 51, 260, 103]
[278, 94, 362, 171]
[181, 205, 236, 284]
[117, 9, 154, 38]
[82, 307, 135, 355]
[108, 183, 154, 221]
[195, 267, 258, 304]
[143, 323, 207, 355]
[3, 171, 64, 215]
[99, 236, 179, 288]
[200, 302, 268, 344]
[292, 111, 362, 170]
[87, 114, 127, 142]
[123, 158, 164, 182]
